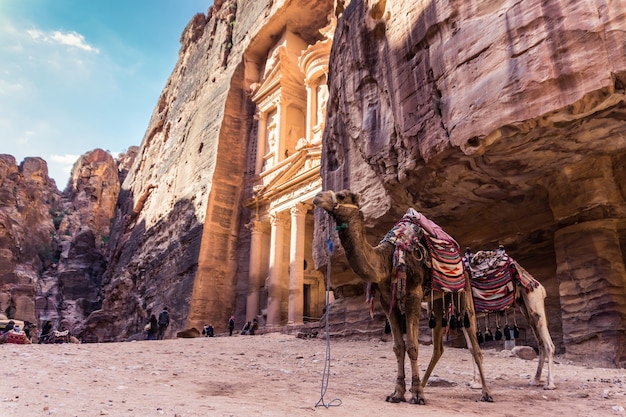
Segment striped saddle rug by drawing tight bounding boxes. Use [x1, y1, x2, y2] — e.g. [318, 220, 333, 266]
[464, 249, 539, 313]
[423, 235, 465, 292]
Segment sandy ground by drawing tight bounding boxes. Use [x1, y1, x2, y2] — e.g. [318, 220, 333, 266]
[1, 332, 624, 417]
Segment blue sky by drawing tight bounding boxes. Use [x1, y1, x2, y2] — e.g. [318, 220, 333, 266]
[0, 0, 212, 189]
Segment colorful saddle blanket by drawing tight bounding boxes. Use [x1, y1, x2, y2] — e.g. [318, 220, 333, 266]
[464, 249, 539, 313]
[6, 331, 26, 344]
[380, 209, 464, 313]
[424, 235, 465, 292]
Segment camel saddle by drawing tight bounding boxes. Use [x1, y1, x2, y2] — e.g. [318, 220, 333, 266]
[464, 248, 539, 313]
[381, 209, 465, 313]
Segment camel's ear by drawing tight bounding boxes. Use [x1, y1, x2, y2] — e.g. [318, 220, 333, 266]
[353, 193, 361, 206]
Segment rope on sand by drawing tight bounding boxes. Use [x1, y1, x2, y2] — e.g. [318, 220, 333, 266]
[315, 215, 342, 409]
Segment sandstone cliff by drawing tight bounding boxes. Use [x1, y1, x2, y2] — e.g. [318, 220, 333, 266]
[314, 0, 626, 367]
[0, 149, 127, 337]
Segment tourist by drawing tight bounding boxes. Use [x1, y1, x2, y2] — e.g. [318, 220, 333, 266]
[228, 315, 235, 336]
[241, 321, 250, 335]
[202, 323, 214, 337]
[157, 307, 170, 340]
[147, 314, 158, 340]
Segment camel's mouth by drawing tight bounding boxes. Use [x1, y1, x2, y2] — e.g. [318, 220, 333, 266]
[312, 191, 337, 212]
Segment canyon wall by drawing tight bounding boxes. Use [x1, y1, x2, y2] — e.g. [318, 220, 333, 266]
[314, 0, 626, 367]
[0, 149, 125, 336]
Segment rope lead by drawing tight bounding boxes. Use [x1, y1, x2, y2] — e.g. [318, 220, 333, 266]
[315, 214, 342, 409]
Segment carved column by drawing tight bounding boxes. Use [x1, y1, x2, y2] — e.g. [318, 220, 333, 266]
[545, 156, 626, 366]
[304, 82, 315, 143]
[255, 112, 267, 174]
[288, 204, 308, 325]
[246, 220, 266, 321]
[276, 97, 286, 164]
[266, 212, 285, 326]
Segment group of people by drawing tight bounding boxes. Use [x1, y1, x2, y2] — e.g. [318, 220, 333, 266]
[240, 318, 259, 335]
[145, 307, 170, 340]
[144, 310, 260, 339]
[1, 320, 41, 344]
[200, 316, 259, 337]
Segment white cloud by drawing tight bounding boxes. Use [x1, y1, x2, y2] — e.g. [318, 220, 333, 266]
[0, 79, 24, 95]
[27, 29, 99, 53]
[17, 130, 35, 145]
[49, 153, 80, 186]
[50, 154, 80, 165]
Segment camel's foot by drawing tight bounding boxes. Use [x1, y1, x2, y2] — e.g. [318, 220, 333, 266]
[385, 394, 406, 403]
[480, 393, 494, 402]
[408, 394, 426, 405]
[543, 382, 556, 390]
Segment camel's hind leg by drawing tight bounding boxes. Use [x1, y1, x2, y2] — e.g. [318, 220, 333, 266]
[518, 284, 556, 390]
[422, 295, 445, 387]
[461, 289, 494, 402]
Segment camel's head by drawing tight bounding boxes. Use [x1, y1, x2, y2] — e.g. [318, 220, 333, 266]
[313, 189, 361, 216]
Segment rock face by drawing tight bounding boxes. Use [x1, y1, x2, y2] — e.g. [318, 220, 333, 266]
[313, 0, 626, 367]
[0, 149, 122, 335]
[0, 155, 59, 325]
[84, 1, 247, 341]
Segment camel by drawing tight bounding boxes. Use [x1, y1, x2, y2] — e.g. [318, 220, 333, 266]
[313, 189, 493, 404]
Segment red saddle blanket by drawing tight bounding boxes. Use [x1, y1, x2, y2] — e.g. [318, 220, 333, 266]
[6, 331, 26, 344]
[424, 235, 465, 292]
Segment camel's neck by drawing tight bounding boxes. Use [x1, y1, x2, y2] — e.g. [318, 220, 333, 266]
[333, 211, 385, 283]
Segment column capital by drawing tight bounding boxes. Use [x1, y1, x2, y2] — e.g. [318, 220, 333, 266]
[245, 219, 267, 235]
[290, 203, 311, 217]
[269, 211, 286, 226]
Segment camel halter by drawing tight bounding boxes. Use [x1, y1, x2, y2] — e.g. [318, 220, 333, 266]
[330, 190, 360, 211]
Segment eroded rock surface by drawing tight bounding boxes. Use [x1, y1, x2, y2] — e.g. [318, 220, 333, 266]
[314, 0, 626, 367]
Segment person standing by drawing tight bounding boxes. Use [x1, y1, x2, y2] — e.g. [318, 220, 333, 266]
[157, 307, 170, 340]
[228, 316, 235, 336]
[147, 314, 158, 340]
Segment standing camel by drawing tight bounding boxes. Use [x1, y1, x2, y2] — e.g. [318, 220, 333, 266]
[313, 189, 493, 404]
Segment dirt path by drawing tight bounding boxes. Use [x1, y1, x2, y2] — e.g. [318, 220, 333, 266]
[1, 333, 624, 416]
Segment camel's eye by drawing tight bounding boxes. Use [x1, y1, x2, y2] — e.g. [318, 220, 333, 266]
[336, 192, 345, 201]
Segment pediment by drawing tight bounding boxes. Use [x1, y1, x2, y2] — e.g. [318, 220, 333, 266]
[254, 147, 321, 199]
[252, 48, 305, 105]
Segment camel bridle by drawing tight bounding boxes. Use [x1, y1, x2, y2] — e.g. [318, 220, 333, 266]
[330, 190, 360, 211]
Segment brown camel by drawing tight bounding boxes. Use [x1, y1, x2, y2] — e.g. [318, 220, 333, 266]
[313, 189, 493, 404]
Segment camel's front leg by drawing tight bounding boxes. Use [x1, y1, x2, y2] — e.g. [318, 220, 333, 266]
[462, 291, 493, 402]
[405, 294, 426, 405]
[385, 308, 407, 403]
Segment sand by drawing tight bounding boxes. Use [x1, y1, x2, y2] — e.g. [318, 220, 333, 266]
[1, 332, 624, 417]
